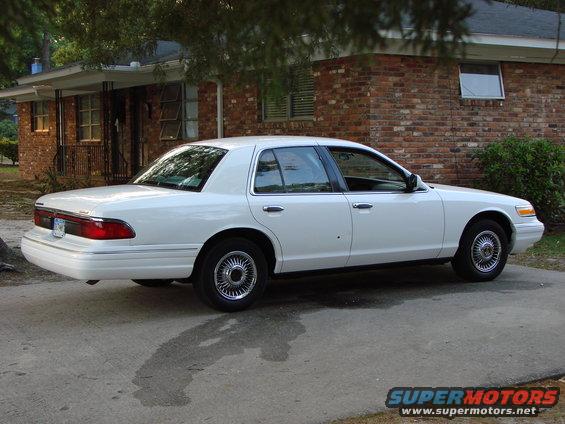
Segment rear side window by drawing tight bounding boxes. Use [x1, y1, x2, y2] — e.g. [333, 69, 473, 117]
[254, 150, 285, 193]
[254, 147, 332, 193]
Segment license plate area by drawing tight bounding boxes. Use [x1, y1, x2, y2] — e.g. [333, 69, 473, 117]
[52, 217, 66, 238]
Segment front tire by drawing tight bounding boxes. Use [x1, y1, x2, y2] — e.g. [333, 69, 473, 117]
[193, 238, 268, 312]
[132, 279, 174, 287]
[452, 219, 509, 281]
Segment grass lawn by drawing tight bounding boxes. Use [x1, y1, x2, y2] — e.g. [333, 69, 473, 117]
[0, 165, 19, 175]
[508, 226, 565, 272]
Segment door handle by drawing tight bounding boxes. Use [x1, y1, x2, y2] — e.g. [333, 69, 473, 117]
[263, 205, 285, 212]
[352, 202, 373, 209]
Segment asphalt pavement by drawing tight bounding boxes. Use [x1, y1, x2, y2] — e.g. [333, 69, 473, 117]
[0, 263, 563, 423]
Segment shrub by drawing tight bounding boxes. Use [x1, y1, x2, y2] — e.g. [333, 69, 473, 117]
[475, 136, 564, 222]
[0, 139, 18, 164]
[39, 167, 93, 194]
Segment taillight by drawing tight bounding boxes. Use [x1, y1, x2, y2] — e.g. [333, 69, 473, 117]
[80, 219, 135, 240]
[33, 208, 135, 240]
[34, 209, 52, 228]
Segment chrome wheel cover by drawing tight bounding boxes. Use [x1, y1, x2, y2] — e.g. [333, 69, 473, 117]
[214, 251, 257, 300]
[471, 230, 501, 273]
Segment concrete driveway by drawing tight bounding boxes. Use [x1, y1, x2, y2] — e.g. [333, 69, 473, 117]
[0, 264, 563, 424]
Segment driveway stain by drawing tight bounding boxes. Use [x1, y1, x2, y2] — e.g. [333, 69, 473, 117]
[132, 265, 550, 407]
[132, 310, 306, 406]
[132, 285, 382, 407]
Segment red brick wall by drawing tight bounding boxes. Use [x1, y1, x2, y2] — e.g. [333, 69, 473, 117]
[366, 56, 565, 184]
[17, 101, 57, 179]
[16, 54, 564, 185]
[211, 55, 564, 185]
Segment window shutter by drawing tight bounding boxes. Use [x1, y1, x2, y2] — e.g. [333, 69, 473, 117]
[263, 92, 288, 120]
[290, 68, 314, 118]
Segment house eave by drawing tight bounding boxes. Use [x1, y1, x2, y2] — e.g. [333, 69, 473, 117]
[1, 31, 562, 102]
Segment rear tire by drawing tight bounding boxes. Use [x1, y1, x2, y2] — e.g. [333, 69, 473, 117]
[451, 219, 509, 281]
[193, 237, 268, 312]
[132, 279, 174, 287]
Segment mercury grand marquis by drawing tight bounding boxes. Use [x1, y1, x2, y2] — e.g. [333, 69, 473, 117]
[22, 136, 544, 311]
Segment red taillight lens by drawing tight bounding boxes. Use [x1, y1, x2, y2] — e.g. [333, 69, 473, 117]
[34, 209, 52, 228]
[80, 219, 135, 240]
[33, 208, 135, 240]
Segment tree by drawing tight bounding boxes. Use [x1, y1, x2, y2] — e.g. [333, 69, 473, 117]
[0, 120, 18, 140]
[0, 0, 55, 88]
[0, 0, 561, 89]
[57, 0, 476, 86]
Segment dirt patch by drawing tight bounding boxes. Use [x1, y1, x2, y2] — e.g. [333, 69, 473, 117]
[0, 168, 42, 220]
[333, 378, 564, 424]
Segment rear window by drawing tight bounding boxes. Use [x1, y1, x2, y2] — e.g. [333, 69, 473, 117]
[131, 145, 226, 191]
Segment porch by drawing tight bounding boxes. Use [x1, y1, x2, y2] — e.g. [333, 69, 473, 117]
[7, 58, 204, 184]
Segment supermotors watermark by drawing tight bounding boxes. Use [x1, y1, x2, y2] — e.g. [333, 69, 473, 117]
[386, 386, 560, 418]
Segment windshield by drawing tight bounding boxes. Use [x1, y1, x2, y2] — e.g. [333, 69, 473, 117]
[131, 145, 227, 191]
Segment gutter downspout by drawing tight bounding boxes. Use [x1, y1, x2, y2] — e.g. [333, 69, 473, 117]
[215, 79, 224, 138]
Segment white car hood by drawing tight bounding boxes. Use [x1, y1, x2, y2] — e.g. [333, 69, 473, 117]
[35, 184, 190, 216]
[431, 183, 526, 204]
[431, 183, 496, 195]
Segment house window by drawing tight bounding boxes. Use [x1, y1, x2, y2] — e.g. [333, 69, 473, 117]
[159, 83, 199, 141]
[459, 63, 504, 99]
[78, 94, 101, 141]
[262, 67, 314, 121]
[32, 101, 49, 132]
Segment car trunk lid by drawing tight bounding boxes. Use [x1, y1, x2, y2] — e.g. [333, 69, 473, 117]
[35, 184, 189, 216]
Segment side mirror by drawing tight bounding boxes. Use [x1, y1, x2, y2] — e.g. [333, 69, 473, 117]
[406, 173, 419, 192]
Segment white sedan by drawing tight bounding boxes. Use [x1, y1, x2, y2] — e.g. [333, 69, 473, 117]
[22, 136, 544, 311]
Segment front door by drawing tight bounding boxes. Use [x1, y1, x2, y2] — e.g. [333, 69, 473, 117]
[247, 146, 352, 273]
[326, 146, 444, 266]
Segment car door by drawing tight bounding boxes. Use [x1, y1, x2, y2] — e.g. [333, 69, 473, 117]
[247, 146, 352, 273]
[326, 146, 444, 267]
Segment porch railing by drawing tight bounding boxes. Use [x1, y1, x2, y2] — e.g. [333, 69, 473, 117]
[53, 144, 129, 183]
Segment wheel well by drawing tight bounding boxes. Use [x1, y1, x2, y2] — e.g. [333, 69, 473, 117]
[194, 228, 277, 276]
[462, 211, 514, 244]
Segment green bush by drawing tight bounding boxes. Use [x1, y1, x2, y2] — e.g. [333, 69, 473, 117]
[475, 136, 564, 222]
[0, 138, 18, 164]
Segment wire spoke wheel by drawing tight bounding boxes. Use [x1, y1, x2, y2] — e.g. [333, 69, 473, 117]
[214, 251, 258, 301]
[471, 230, 501, 273]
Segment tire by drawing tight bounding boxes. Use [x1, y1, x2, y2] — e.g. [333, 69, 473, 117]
[451, 219, 509, 282]
[193, 237, 268, 312]
[132, 279, 174, 287]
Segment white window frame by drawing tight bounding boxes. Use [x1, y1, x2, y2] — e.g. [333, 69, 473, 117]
[458, 62, 505, 100]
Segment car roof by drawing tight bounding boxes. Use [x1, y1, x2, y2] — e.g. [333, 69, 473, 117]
[191, 135, 365, 150]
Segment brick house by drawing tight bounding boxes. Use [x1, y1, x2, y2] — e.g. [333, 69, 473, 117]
[0, 0, 563, 185]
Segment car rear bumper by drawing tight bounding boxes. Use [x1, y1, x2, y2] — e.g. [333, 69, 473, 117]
[511, 221, 545, 254]
[21, 233, 199, 280]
